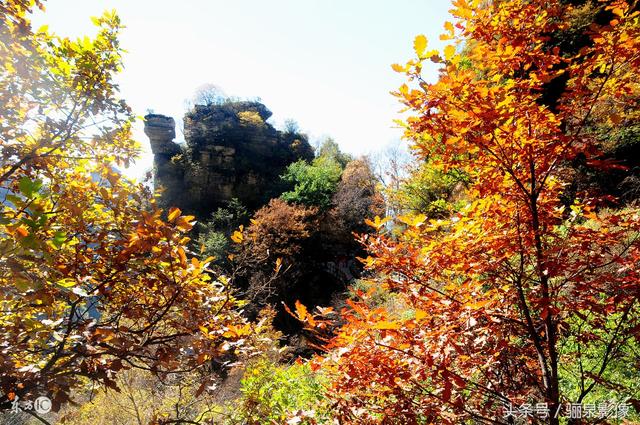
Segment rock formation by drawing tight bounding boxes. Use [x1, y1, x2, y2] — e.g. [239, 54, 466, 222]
[144, 101, 314, 217]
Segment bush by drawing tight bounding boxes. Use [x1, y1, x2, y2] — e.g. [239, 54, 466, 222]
[388, 159, 468, 218]
[281, 157, 343, 210]
[197, 229, 229, 262]
[225, 358, 330, 424]
[196, 198, 248, 263]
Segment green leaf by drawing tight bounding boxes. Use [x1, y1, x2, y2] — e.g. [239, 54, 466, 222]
[52, 231, 67, 248]
[6, 194, 22, 206]
[18, 177, 43, 198]
[15, 279, 35, 293]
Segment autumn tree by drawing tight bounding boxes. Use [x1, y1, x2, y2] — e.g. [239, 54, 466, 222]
[296, 1, 640, 424]
[230, 199, 319, 313]
[0, 2, 249, 418]
[324, 158, 385, 251]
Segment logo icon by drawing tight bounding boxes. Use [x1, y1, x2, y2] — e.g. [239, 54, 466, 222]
[34, 396, 52, 414]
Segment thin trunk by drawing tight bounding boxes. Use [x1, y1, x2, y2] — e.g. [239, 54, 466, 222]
[529, 155, 559, 425]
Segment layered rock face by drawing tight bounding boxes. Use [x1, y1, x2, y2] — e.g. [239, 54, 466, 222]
[144, 101, 314, 217]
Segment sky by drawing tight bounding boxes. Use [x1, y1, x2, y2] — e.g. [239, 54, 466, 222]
[32, 0, 452, 179]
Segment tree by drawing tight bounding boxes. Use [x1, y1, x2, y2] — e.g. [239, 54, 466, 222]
[231, 199, 319, 314]
[224, 357, 330, 424]
[196, 198, 248, 265]
[280, 139, 354, 210]
[283, 118, 301, 135]
[388, 159, 468, 218]
[325, 158, 385, 248]
[0, 3, 249, 416]
[315, 138, 353, 169]
[190, 83, 227, 107]
[280, 157, 343, 210]
[237, 162, 385, 338]
[369, 142, 411, 217]
[297, 1, 640, 423]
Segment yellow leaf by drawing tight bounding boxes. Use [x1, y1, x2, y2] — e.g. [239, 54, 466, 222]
[444, 21, 454, 34]
[167, 207, 181, 223]
[231, 230, 244, 243]
[177, 247, 187, 266]
[295, 300, 308, 321]
[444, 45, 456, 61]
[391, 63, 407, 72]
[56, 278, 77, 288]
[415, 309, 428, 321]
[223, 324, 251, 338]
[175, 215, 195, 232]
[398, 214, 427, 228]
[361, 256, 376, 267]
[467, 298, 491, 310]
[364, 216, 390, 230]
[373, 321, 401, 330]
[413, 34, 428, 58]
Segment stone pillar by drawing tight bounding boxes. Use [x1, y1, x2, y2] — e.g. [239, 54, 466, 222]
[143, 114, 180, 155]
[144, 114, 184, 208]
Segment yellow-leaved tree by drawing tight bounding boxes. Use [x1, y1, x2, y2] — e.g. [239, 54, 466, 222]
[0, 1, 250, 419]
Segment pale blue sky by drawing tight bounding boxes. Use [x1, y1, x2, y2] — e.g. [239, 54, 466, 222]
[33, 0, 451, 179]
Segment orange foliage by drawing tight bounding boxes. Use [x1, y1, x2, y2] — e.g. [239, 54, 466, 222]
[302, 1, 640, 423]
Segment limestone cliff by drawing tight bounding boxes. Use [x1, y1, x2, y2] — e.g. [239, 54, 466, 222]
[144, 101, 314, 217]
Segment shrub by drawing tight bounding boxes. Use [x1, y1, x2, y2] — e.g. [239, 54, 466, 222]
[225, 358, 330, 424]
[281, 157, 342, 210]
